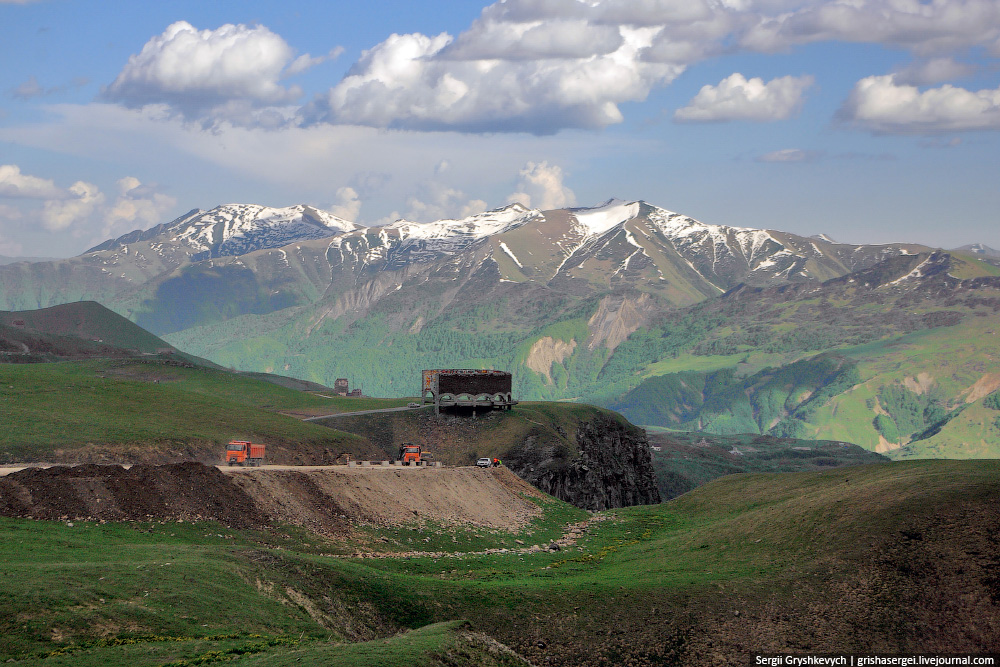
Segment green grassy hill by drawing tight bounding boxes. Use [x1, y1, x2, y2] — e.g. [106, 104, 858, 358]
[0, 358, 379, 464]
[0, 301, 221, 369]
[1, 301, 173, 355]
[0, 302, 420, 464]
[1, 460, 997, 665]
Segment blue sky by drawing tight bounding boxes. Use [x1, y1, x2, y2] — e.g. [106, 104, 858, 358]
[1, 0, 998, 257]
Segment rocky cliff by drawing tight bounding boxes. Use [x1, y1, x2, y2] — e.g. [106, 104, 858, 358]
[503, 413, 661, 511]
[318, 404, 662, 511]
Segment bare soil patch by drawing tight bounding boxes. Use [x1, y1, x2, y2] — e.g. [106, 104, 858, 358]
[227, 466, 545, 536]
[0, 462, 267, 528]
[0, 463, 546, 537]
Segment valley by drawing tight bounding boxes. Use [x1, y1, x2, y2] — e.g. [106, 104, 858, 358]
[1, 460, 998, 666]
[1, 199, 999, 665]
[6, 0, 1000, 661]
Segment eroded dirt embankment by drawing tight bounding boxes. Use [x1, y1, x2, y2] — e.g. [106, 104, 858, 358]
[0, 462, 546, 536]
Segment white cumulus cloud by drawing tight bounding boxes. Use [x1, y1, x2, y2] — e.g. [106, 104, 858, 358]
[740, 0, 1000, 56]
[327, 186, 362, 222]
[0, 165, 178, 240]
[302, 26, 682, 134]
[674, 73, 814, 122]
[442, 18, 624, 60]
[91, 2, 1000, 135]
[506, 161, 576, 210]
[840, 74, 1000, 133]
[103, 177, 177, 238]
[102, 21, 314, 127]
[402, 182, 489, 222]
[40, 181, 104, 231]
[0, 164, 69, 199]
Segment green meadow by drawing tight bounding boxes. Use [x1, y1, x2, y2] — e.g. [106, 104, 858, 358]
[3, 459, 998, 665]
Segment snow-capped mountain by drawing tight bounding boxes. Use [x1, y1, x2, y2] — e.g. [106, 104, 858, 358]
[88, 203, 357, 260]
[332, 203, 542, 271]
[0, 197, 948, 335]
[955, 243, 1000, 259]
[389, 203, 538, 242]
[448, 199, 932, 300]
[71, 196, 931, 299]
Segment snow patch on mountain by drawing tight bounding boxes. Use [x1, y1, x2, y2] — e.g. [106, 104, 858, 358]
[572, 199, 640, 236]
[170, 204, 357, 258]
[365, 203, 542, 267]
[499, 242, 523, 268]
[389, 203, 537, 242]
[884, 255, 939, 287]
[87, 204, 357, 259]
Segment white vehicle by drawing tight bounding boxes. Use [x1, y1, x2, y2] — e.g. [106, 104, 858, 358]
[476, 457, 493, 468]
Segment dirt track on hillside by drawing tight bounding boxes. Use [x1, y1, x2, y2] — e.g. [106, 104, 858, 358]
[0, 462, 546, 536]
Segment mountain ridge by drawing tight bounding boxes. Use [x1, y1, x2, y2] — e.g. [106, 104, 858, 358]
[1, 197, 937, 325]
[86, 203, 357, 260]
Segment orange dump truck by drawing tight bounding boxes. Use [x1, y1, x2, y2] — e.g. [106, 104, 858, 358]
[397, 443, 423, 465]
[225, 440, 265, 467]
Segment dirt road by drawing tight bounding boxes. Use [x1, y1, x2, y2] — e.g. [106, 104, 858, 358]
[0, 463, 438, 476]
[219, 463, 442, 473]
[301, 406, 425, 421]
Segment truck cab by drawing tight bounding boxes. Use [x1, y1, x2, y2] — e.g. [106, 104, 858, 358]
[398, 443, 422, 466]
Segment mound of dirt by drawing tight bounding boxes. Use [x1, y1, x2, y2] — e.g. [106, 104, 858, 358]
[226, 466, 545, 535]
[0, 463, 547, 537]
[0, 462, 268, 529]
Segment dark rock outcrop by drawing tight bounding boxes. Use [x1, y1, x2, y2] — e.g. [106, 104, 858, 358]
[505, 414, 661, 510]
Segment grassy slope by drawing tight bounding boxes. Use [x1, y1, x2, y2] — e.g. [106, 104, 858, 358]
[1, 301, 210, 366]
[645, 430, 889, 499]
[0, 359, 378, 463]
[591, 255, 1000, 459]
[2, 460, 998, 665]
[234, 621, 532, 667]
[0, 357, 610, 465]
[617, 312, 1000, 459]
[0, 302, 161, 353]
[808, 317, 1000, 457]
